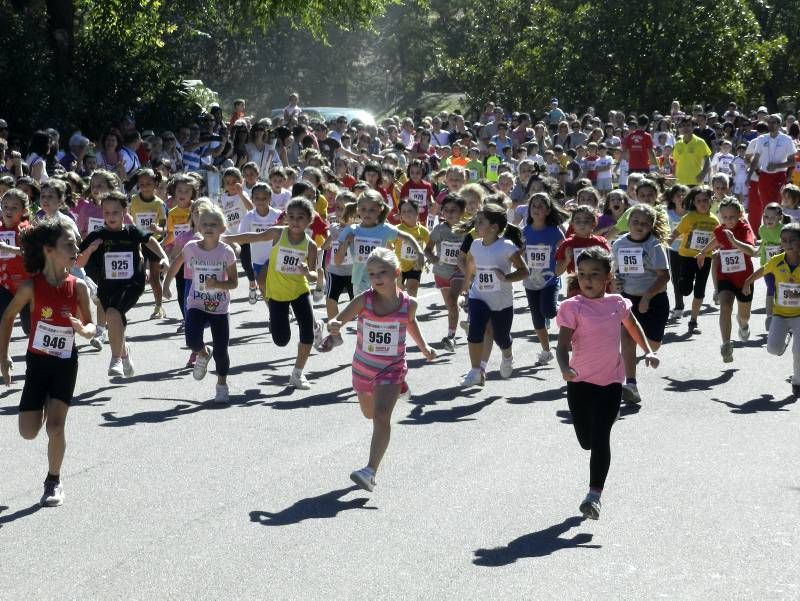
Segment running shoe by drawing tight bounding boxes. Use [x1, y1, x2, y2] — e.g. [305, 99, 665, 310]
[720, 341, 734, 363]
[440, 335, 456, 352]
[108, 357, 123, 377]
[622, 383, 641, 403]
[313, 319, 324, 348]
[670, 308, 684, 321]
[459, 319, 470, 334]
[121, 345, 135, 377]
[100, 327, 108, 343]
[579, 493, 601, 520]
[90, 325, 106, 350]
[536, 350, 554, 365]
[499, 355, 514, 379]
[176, 321, 185, 334]
[41, 479, 64, 507]
[150, 305, 166, 319]
[186, 352, 197, 368]
[312, 288, 325, 303]
[214, 384, 230, 405]
[738, 320, 751, 341]
[316, 334, 343, 353]
[687, 320, 701, 335]
[248, 287, 259, 304]
[89, 334, 103, 350]
[460, 368, 485, 388]
[289, 370, 311, 390]
[350, 467, 376, 492]
[193, 346, 212, 380]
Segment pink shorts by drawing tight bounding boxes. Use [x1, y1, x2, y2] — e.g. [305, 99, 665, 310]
[352, 363, 408, 393]
[435, 271, 463, 289]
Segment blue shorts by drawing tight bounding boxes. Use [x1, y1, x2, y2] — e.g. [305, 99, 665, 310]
[252, 261, 268, 278]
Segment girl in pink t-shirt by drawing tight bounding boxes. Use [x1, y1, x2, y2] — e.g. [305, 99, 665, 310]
[555, 247, 659, 521]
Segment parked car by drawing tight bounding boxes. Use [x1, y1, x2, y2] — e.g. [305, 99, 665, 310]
[270, 106, 376, 127]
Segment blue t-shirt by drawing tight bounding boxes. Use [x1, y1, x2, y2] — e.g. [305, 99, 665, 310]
[522, 224, 564, 290]
[338, 223, 399, 294]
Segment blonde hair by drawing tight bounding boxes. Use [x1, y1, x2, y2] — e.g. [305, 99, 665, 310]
[358, 189, 389, 223]
[366, 247, 400, 271]
[460, 183, 487, 203]
[190, 198, 214, 230]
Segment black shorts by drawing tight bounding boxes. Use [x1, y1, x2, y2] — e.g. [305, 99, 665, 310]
[326, 272, 354, 303]
[19, 350, 79, 411]
[142, 245, 160, 263]
[717, 279, 754, 303]
[402, 269, 422, 283]
[623, 291, 669, 343]
[98, 280, 145, 325]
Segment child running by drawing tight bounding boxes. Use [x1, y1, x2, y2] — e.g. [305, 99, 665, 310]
[556, 247, 659, 520]
[696, 197, 756, 362]
[758, 203, 785, 330]
[611, 204, 670, 402]
[665, 184, 689, 320]
[238, 182, 281, 299]
[555, 205, 610, 297]
[743, 222, 800, 397]
[0, 219, 96, 507]
[224, 198, 322, 389]
[394, 198, 429, 298]
[461, 204, 529, 387]
[129, 168, 168, 319]
[327, 248, 435, 492]
[522, 192, 567, 365]
[0, 189, 32, 342]
[77, 191, 169, 378]
[163, 205, 237, 404]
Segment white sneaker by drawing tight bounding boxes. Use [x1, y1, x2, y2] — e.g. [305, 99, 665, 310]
[622, 382, 641, 403]
[441, 335, 456, 352]
[312, 288, 325, 303]
[350, 467, 376, 492]
[738, 320, 751, 341]
[313, 319, 324, 348]
[193, 346, 212, 380]
[670, 308, 683, 321]
[214, 384, 230, 405]
[41, 480, 64, 507]
[499, 355, 514, 378]
[459, 319, 470, 334]
[121, 345, 135, 377]
[89, 334, 103, 350]
[100, 327, 108, 343]
[460, 368, 485, 388]
[536, 350, 554, 365]
[289, 370, 310, 390]
[248, 287, 259, 305]
[108, 358, 123, 377]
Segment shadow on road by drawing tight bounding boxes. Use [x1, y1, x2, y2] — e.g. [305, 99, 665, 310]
[556, 402, 640, 425]
[71, 385, 124, 407]
[507, 384, 566, 405]
[0, 503, 42, 527]
[400, 397, 498, 425]
[265, 387, 354, 410]
[472, 516, 600, 566]
[405, 384, 480, 407]
[100, 400, 211, 427]
[249, 486, 375, 526]
[711, 394, 797, 414]
[662, 368, 738, 392]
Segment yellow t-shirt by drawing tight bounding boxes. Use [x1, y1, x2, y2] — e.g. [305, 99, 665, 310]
[763, 253, 800, 317]
[673, 136, 712, 185]
[395, 223, 430, 272]
[165, 205, 192, 246]
[675, 211, 720, 257]
[129, 195, 166, 239]
[266, 228, 312, 301]
[315, 194, 328, 221]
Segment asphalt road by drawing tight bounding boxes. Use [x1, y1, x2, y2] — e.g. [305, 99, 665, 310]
[0, 272, 798, 601]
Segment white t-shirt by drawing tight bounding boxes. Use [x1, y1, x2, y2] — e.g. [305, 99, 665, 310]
[754, 133, 795, 173]
[746, 137, 761, 182]
[711, 152, 735, 175]
[468, 238, 519, 311]
[271, 189, 292, 212]
[595, 156, 613, 181]
[218, 193, 247, 235]
[239, 207, 281, 264]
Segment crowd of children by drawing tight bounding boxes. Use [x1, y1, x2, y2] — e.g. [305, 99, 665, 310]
[1, 97, 799, 519]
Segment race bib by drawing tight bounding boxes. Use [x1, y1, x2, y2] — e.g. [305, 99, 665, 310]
[136, 212, 157, 230]
[0, 231, 16, 259]
[173, 223, 191, 236]
[489, 163, 498, 174]
[526, 244, 551, 271]
[361, 319, 399, 356]
[409, 189, 427, 207]
[617, 247, 644, 274]
[331, 241, 352, 266]
[720, 249, 745, 273]
[224, 206, 242, 227]
[777, 282, 800, 307]
[440, 241, 461, 265]
[354, 236, 381, 263]
[401, 243, 418, 261]
[32, 322, 74, 359]
[251, 220, 272, 234]
[426, 214, 437, 229]
[475, 267, 501, 292]
[276, 246, 306, 275]
[87, 217, 105, 233]
[765, 245, 782, 260]
[469, 169, 478, 181]
[192, 261, 224, 292]
[690, 230, 712, 252]
[104, 251, 133, 280]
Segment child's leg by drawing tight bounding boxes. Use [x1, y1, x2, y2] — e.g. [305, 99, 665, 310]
[526, 287, 552, 352]
[711, 254, 720, 299]
[149, 259, 163, 306]
[239, 243, 256, 287]
[367, 383, 401, 472]
[440, 285, 459, 335]
[489, 306, 514, 358]
[669, 250, 685, 311]
[357, 392, 374, 419]
[736, 299, 751, 329]
[690, 260, 712, 322]
[267, 299, 291, 346]
[467, 298, 491, 369]
[185, 308, 209, 354]
[105, 307, 126, 358]
[44, 398, 70, 477]
[405, 276, 420, 298]
[209, 313, 231, 385]
[718, 290, 735, 343]
[175, 271, 187, 320]
[291, 293, 315, 370]
[767, 316, 790, 356]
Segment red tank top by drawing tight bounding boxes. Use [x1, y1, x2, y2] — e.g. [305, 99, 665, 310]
[27, 273, 79, 358]
[0, 222, 31, 294]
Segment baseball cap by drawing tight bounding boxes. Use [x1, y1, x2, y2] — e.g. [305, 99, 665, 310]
[757, 106, 769, 114]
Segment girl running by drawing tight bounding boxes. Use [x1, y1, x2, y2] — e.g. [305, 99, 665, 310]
[696, 197, 756, 362]
[327, 248, 435, 492]
[0, 219, 96, 507]
[556, 247, 659, 520]
[77, 191, 169, 378]
[461, 204, 529, 387]
[424, 194, 467, 351]
[0, 189, 32, 342]
[743, 223, 800, 398]
[225, 198, 322, 389]
[522, 192, 567, 365]
[555, 205, 610, 297]
[670, 186, 719, 335]
[129, 168, 168, 319]
[394, 198, 429, 298]
[665, 184, 689, 320]
[238, 182, 281, 298]
[163, 205, 237, 404]
[758, 203, 784, 330]
[399, 159, 434, 226]
[217, 167, 256, 301]
[611, 204, 670, 403]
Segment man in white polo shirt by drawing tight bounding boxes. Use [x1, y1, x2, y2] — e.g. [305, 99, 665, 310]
[750, 114, 796, 232]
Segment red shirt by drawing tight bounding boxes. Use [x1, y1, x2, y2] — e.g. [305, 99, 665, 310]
[714, 220, 754, 287]
[400, 180, 434, 223]
[340, 174, 357, 190]
[555, 234, 610, 273]
[28, 273, 79, 357]
[622, 130, 653, 171]
[0, 221, 31, 294]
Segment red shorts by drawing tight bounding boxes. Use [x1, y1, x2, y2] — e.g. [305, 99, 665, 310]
[435, 271, 463, 289]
